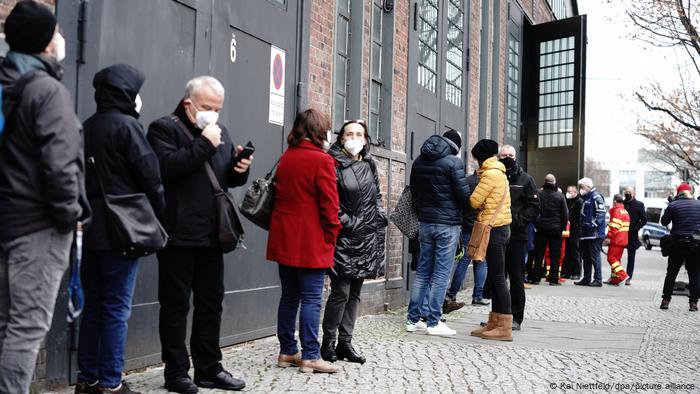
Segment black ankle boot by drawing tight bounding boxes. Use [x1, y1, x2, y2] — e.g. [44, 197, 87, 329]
[321, 340, 338, 362]
[335, 340, 366, 364]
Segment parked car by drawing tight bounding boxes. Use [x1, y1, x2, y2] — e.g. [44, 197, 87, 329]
[639, 202, 670, 250]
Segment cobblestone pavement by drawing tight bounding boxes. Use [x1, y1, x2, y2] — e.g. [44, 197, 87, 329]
[52, 249, 698, 393]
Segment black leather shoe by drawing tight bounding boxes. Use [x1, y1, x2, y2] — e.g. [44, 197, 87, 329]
[589, 280, 603, 287]
[74, 380, 101, 394]
[194, 370, 245, 391]
[574, 279, 590, 286]
[321, 340, 338, 362]
[336, 340, 366, 364]
[164, 376, 198, 394]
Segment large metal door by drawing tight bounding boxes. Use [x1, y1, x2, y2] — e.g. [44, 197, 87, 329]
[56, 0, 302, 381]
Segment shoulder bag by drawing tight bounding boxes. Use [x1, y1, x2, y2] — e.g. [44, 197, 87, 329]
[239, 158, 279, 230]
[171, 116, 244, 252]
[390, 185, 420, 239]
[468, 182, 508, 261]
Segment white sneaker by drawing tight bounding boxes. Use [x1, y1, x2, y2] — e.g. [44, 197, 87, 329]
[405, 320, 428, 332]
[426, 321, 456, 337]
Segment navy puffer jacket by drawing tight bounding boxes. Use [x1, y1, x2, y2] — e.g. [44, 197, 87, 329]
[410, 135, 470, 225]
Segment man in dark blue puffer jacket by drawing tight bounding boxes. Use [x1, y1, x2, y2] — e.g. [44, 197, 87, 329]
[405, 129, 470, 337]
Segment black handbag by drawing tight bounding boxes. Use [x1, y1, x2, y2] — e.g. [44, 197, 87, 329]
[171, 116, 244, 253]
[390, 185, 420, 239]
[239, 159, 279, 230]
[88, 157, 168, 258]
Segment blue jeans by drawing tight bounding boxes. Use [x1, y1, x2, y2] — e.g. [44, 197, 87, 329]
[407, 223, 461, 327]
[581, 238, 603, 282]
[446, 232, 487, 300]
[78, 251, 139, 389]
[277, 264, 325, 360]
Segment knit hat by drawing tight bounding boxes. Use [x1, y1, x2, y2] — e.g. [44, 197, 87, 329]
[5, 1, 56, 55]
[677, 183, 692, 194]
[442, 129, 462, 149]
[471, 139, 499, 162]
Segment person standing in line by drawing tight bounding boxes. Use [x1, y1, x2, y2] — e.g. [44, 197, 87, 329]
[267, 109, 342, 373]
[148, 76, 252, 393]
[497, 145, 539, 331]
[530, 174, 568, 286]
[623, 186, 646, 286]
[320, 120, 387, 365]
[604, 194, 631, 286]
[0, 3, 89, 393]
[76, 64, 163, 394]
[468, 139, 513, 342]
[575, 177, 606, 288]
[562, 186, 583, 280]
[659, 183, 700, 312]
[405, 130, 470, 337]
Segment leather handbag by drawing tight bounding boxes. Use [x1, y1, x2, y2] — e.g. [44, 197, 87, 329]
[171, 116, 245, 252]
[468, 182, 508, 261]
[390, 185, 420, 239]
[239, 158, 279, 230]
[88, 157, 169, 259]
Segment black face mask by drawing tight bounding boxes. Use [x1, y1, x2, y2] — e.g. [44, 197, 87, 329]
[624, 194, 633, 201]
[499, 157, 516, 171]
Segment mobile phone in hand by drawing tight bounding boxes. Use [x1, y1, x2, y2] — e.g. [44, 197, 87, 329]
[235, 141, 255, 163]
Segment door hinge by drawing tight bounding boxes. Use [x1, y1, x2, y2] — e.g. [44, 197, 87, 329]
[296, 82, 305, 98]
[466, 48, 470, 72]
[77, 0, 90, 64]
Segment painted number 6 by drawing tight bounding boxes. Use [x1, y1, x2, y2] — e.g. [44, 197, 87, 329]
[230, 33, 237, 63]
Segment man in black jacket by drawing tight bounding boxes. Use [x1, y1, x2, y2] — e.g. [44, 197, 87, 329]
[529, 174, 569, 285]
[623, 186, 646, 285]
[498, 145, 539, 330]
[562, 186, 584, 280]
[148, 76, 251, 393]
[0, 3, 88, 392]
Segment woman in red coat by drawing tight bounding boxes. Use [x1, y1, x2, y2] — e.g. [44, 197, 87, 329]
[267, 109, 341, 373]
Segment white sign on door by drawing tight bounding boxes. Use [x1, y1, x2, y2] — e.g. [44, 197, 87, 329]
[268, 46, 285, 126]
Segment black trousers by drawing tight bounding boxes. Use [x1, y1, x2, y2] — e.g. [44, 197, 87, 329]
[562, 236, 581, 277]
[486, 226, 511, 314]
[322, 274, 364, 342]
[626, 246, 637, 279]
[662, 247, 700, 303]
[532, 229, 563, 283]
[158, 246, 224, 380]
[505, 240, 527, 324]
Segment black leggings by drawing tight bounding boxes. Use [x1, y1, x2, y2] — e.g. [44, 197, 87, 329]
[486, 225, 512, 314]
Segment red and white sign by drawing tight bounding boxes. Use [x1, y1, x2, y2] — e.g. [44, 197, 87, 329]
[268, 46, 285, 126]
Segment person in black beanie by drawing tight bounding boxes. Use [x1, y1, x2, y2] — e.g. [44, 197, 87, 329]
[0, 2, 89, 393]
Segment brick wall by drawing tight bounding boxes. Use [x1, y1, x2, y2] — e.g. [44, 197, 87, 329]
[307, 0, 334, 113]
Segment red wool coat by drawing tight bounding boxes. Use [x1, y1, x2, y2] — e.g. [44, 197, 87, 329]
[266, 140, 341, 268]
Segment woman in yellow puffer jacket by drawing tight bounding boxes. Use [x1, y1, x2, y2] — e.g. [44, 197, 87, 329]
[468, 139, 513, 342]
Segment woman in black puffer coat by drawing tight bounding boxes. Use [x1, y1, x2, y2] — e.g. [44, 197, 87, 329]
[321, 120, 387, 365]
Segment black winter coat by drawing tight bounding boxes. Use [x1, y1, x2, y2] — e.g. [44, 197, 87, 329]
[0, 54, 88, 241]
[536, 183, 568, 232]
[506, 166, 540, 241]
[83, 65, 166, 250]
[410, 135, 470, 225]
[566, 196, 584, 237]
[661, 195, 700, 236]
[623, 198, 646, 249]
[147, 102, 249, 248]
[330, 145, 387, 279]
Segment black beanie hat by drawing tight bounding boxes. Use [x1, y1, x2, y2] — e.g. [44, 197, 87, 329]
[442, 129, 462, 149]
[5, 1, 57, 55]
[471, 139, 499, 162]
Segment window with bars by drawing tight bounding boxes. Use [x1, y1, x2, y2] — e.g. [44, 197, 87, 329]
[537, 36, 575, 148]
[418, 0, 439, 93]
[369, 0, 383, 144]
[618, 170, 637, 194]
[547, 0, 567, 19]
[445, 0, 463, 107]
[506, 33, 520, 141]
[333, 0, 352, 131]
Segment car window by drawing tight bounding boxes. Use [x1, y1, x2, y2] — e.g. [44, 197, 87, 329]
[646, 207, 662, 224]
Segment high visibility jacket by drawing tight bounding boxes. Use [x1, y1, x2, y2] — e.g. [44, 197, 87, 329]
[607, 205, 630, 247]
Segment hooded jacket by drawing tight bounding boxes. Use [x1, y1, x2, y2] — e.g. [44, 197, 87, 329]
[329, 144, 387, 279]
[83, 64, 165, 250]
[470, 156, 511, 227]
[580, 187, 606, 240]
[536, 183, 569, 233]
[410, 135, 470, 225]
[0, 53, 88, 241]
[147, 101, 249, 248]
[505, 165, 540, 241]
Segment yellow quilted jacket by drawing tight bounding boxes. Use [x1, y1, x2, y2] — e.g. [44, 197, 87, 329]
[469, 156, 512, 227]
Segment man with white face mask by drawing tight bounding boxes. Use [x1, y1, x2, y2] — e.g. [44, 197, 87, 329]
[0, 2, 89, 393]
[574, 177, 606, 287]
[147, 76, 252, 393]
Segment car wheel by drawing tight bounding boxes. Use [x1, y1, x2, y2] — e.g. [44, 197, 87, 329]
[644, 237, 652, 250]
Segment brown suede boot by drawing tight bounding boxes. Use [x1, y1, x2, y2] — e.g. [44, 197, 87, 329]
[481, 313, 513, 341]
[470, 312, 498, 337]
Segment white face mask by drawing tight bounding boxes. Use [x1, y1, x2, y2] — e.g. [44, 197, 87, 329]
[134, 94, 142, 114]
[343, 139, 365, 156]
[195, 110, 219, 129]
[566, 192, 575, 199]
[53, 33, 66, 62]
[579, 188, 588, 196]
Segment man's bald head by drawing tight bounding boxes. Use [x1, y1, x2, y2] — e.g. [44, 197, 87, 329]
[498, 144, 516, 160]
[544, 174, 556, 185]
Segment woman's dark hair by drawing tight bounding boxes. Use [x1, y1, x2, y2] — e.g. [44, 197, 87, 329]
[335, 119, 371, 151]
[287, 108, 331, 148]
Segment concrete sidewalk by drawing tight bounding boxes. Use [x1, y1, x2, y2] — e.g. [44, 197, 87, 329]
[51, 249, 699, 393]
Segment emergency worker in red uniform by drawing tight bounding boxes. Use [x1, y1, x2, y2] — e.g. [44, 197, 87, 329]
[605, 194, 630, 285]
